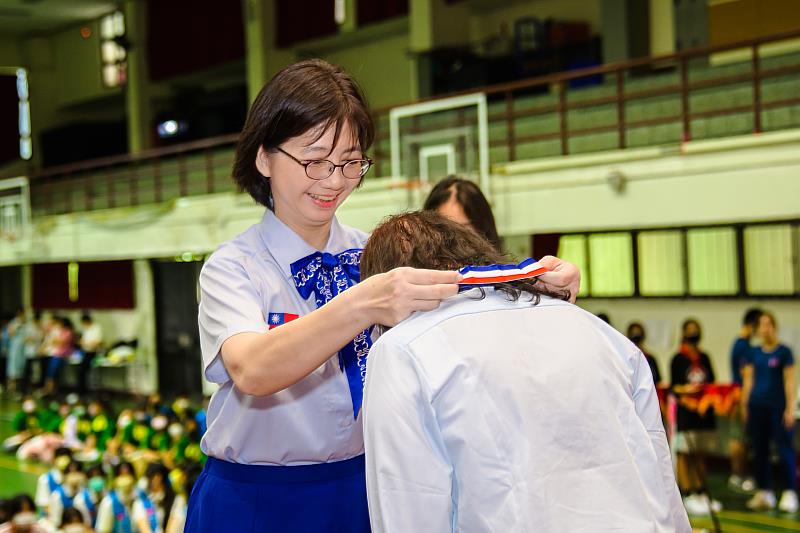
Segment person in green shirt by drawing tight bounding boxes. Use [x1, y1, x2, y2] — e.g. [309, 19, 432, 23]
[3, 396, 42, 451]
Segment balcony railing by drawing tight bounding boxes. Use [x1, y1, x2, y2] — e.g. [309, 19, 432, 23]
[11, 28, 800, 216]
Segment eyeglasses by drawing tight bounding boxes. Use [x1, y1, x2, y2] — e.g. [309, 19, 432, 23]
[276, 147, 372, 181]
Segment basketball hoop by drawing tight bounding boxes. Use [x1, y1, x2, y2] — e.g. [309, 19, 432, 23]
[0, 176, 31, 243]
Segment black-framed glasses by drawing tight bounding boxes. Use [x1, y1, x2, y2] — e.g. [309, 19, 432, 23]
[277, 147, 372, 180]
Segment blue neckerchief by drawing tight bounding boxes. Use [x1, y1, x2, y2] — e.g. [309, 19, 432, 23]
[80, 489, 97, 526]
[55, 485, 74, 509]
[136, 488, 158, 533]
[290, 249, 371, 418]
[109, 490, 132, 533]
[47, 471, 59, 493]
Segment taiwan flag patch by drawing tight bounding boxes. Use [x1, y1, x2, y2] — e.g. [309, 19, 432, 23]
[268, 312, 299, 329]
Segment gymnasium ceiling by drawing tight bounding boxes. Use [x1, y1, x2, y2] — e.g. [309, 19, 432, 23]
[0, 0, 116, 36]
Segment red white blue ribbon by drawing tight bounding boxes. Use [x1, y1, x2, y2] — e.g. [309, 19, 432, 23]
[458, 257, 548, 289]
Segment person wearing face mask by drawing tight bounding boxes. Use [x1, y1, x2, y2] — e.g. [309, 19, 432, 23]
[35, 447, 72, 513]
[170, 395, 191, 422]
[670, 319, 720, 517]
[174, 418, 205, 467]
[49, 461, 87, 527]
[73, 464, 105, 528]
[132, 463, 175, 533]
[95, 462, 136, 533]
[87, 401, 114, 451]
[59, 507, 90, 533]
[742, 311, 797, 513]
[127, 410, 151, 450]
[3, 397, 41, 452]
[627, 322, 661, 385]
[146, 415, 171, 452]
[164, 422, 186, 468]
[7, 494, 45, 533]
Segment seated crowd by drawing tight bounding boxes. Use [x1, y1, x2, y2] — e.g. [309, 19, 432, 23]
[1, 393, 207, 533]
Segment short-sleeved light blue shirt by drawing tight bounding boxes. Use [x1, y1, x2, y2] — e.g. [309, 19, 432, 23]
[198, 209, 368, 465]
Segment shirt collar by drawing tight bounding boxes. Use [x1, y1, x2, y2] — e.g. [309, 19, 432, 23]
[257, 208, 349, 279]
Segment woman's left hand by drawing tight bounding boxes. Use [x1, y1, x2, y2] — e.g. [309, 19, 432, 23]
[537, 256, 581, 303]
[784, 409, 796, 429]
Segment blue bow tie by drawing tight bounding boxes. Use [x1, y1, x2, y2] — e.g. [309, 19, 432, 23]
[290, 249, 371, 418]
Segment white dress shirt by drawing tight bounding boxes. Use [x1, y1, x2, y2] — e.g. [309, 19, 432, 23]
[364, 290, 690, 533]
[198, 209, 367, 465]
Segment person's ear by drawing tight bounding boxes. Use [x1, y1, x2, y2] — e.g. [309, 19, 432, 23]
[256, 146, 271, 178]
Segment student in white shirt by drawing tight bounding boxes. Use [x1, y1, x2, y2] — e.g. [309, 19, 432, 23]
[73, 464, 105, 528]
[360, 211, 691, 533]
[35, 448, 72, 514]
[131, 463, 173, 533]
[48, 461, 86, 527]
[95, 462, 136, 533]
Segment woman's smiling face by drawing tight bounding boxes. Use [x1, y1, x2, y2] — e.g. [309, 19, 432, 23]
[257, 121, 363, 241]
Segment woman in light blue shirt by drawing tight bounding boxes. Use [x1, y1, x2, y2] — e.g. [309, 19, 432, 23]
[186, 59, 579, 532]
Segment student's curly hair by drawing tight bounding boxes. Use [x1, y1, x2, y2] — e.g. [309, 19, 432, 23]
[361, 211, 570, 303]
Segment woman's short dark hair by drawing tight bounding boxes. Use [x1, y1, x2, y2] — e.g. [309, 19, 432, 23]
[423, 176, 501, 251]
[361, 211, 569, 307]
[233, 59, 375, 208]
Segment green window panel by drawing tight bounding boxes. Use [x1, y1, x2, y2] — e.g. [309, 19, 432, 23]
[588, 233, 635, 297]
[638, 231, 686, 296]
[744, 224, 796, 295]
[687, 228, 739, 295]
[557, 235, 590, 297]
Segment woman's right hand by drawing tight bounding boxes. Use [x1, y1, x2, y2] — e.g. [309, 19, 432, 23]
[353, 267, 461, 327]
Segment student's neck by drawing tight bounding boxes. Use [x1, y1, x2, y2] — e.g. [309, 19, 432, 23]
[762, 339, 778, 351]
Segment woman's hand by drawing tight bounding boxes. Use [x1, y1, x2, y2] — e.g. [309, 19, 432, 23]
[354, 267, 461, 327]
[537, 256, 581, 303]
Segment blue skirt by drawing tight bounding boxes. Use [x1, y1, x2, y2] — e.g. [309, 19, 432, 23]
[184, 456, 371, 532]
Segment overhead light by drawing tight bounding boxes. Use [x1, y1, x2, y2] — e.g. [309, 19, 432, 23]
[157, 119, 187, 138]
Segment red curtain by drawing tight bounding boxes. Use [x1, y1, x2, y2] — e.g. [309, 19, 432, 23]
[32, 261, 135, 309]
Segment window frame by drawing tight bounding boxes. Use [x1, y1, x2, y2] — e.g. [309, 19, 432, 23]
[551, 218, 800, 300]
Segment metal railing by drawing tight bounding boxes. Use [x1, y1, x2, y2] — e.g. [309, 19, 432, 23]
[13, 29, 800, 216]
[370, 28, 800, 175]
